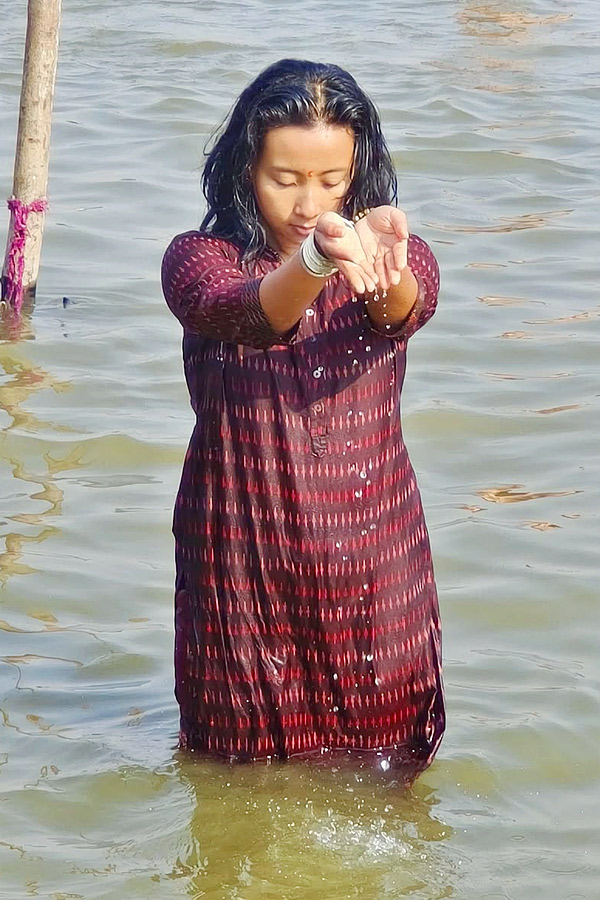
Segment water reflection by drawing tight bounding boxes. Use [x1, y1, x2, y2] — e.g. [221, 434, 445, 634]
[452, 0, 571, 98]
[427, 209, 572, 235]
[476, 485, 580, 504]
[0, 344, 80, 585]
[0, 448, 87, 586]
[174, 757, 457, 899]
[0, 347, 71, 432]
[0, 526, 55, 584]
[457, 3, 571, 41]
[0, 300, 35, 344]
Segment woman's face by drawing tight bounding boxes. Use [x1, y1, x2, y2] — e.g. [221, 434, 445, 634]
[252, 123, 355, 260]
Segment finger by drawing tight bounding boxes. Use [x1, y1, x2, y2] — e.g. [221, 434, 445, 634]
[339, 260, 376, 295]
[383, 248, 403, 286]
[322, 225, 379, 287]
[325, 242, 374, 272]
[316, 213, 353, 243]
[358, 265, 378, 294]
[373, 252, 388, 291]
[317, 221, 346, 240]
[336, 260, 363, 294]
[385, 251, 402, 287]
[389, 208, 409, 241]
[360, 256, 379, 292]
[359, 254, 378, 287]
[392, 239, 408, 272]
[346, 244, 378, 286]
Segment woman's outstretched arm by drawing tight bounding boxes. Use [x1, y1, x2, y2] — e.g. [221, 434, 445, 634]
[162, 218, 378, 349]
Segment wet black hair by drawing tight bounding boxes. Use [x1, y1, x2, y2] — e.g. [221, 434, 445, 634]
[200, 58, 398, 262]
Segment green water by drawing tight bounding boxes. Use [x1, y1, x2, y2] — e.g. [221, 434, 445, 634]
[1, 1, 599, 897]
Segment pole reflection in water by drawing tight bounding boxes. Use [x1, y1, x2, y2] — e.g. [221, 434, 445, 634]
[0, 342, 82, 586]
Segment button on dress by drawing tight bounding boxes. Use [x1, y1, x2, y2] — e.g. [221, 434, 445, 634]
[161, 231, 444, 777]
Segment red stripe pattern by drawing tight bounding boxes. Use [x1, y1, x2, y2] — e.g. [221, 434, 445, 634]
[162, 232, 444, 777]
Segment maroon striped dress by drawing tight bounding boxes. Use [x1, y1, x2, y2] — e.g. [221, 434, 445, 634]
[161, 231, 444, 776]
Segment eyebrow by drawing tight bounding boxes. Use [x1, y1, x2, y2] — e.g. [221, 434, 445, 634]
[271, 166, 348, 176]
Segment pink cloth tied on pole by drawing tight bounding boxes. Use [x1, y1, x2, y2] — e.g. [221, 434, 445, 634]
[3, 196, 48, 313]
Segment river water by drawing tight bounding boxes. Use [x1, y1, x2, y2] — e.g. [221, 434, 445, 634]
[0, 1, 598, 898]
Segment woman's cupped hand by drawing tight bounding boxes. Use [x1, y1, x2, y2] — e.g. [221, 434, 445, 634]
[314, 206, 409, 295]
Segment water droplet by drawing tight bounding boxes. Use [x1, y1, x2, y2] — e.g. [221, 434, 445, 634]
[346, 441, 352, 447]
[333, 705, 339, 712]
[380, 759, 391, 772]
[352, 359, 359, 365]
[365, 345, 371, 352]
[370, 523, 376, 530]
[361, 529, 367, 536]
[355, 490, 362, 498]
[359, 470, 367, 479]
[335, 541, 342, 549]
[363, 584, 368, 590]
[358, 335, 364, 341]
[313, 366, 324, 378]
[366, 653, 373, 662]
[347, 349, 353, 354]
[333, 673, 338, 680]
[385, 324, 391, 330]
[306, 308, 315, 317]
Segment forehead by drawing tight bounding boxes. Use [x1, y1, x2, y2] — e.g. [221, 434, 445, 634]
[259, 124, 355, 173]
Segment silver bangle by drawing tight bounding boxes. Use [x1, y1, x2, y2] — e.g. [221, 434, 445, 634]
[298, 231, 339, 278]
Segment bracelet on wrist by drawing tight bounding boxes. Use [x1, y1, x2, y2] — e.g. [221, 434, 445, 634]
[299, 231, 339, 278]
[353, 208, 372, 223]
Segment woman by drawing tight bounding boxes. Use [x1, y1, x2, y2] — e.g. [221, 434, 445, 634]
[162, 59, 444, 779]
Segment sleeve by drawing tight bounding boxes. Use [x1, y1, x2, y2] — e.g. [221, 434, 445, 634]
[370, 233, 440, 342]
[161, 231, 295, 350]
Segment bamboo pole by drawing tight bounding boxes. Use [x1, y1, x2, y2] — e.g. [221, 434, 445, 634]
[2, 0, 61, 311]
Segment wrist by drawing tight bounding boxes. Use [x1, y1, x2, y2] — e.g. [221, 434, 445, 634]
[298, 231, 339, 278]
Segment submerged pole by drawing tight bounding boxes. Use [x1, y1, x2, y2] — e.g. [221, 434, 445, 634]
[2, 0, 61, 313]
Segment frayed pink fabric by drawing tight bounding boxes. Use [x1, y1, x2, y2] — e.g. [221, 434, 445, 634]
[3, 197, 48, 312]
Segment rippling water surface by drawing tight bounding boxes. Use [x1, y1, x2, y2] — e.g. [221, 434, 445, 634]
[1, 1, 599, 897]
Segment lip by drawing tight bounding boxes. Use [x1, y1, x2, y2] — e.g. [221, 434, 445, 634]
[289, 224, 316, 238]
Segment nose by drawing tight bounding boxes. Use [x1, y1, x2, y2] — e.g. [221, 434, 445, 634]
[293, 183, 320, 221]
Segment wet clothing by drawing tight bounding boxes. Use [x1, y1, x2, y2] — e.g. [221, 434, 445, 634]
[161, 231, 444, 774]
